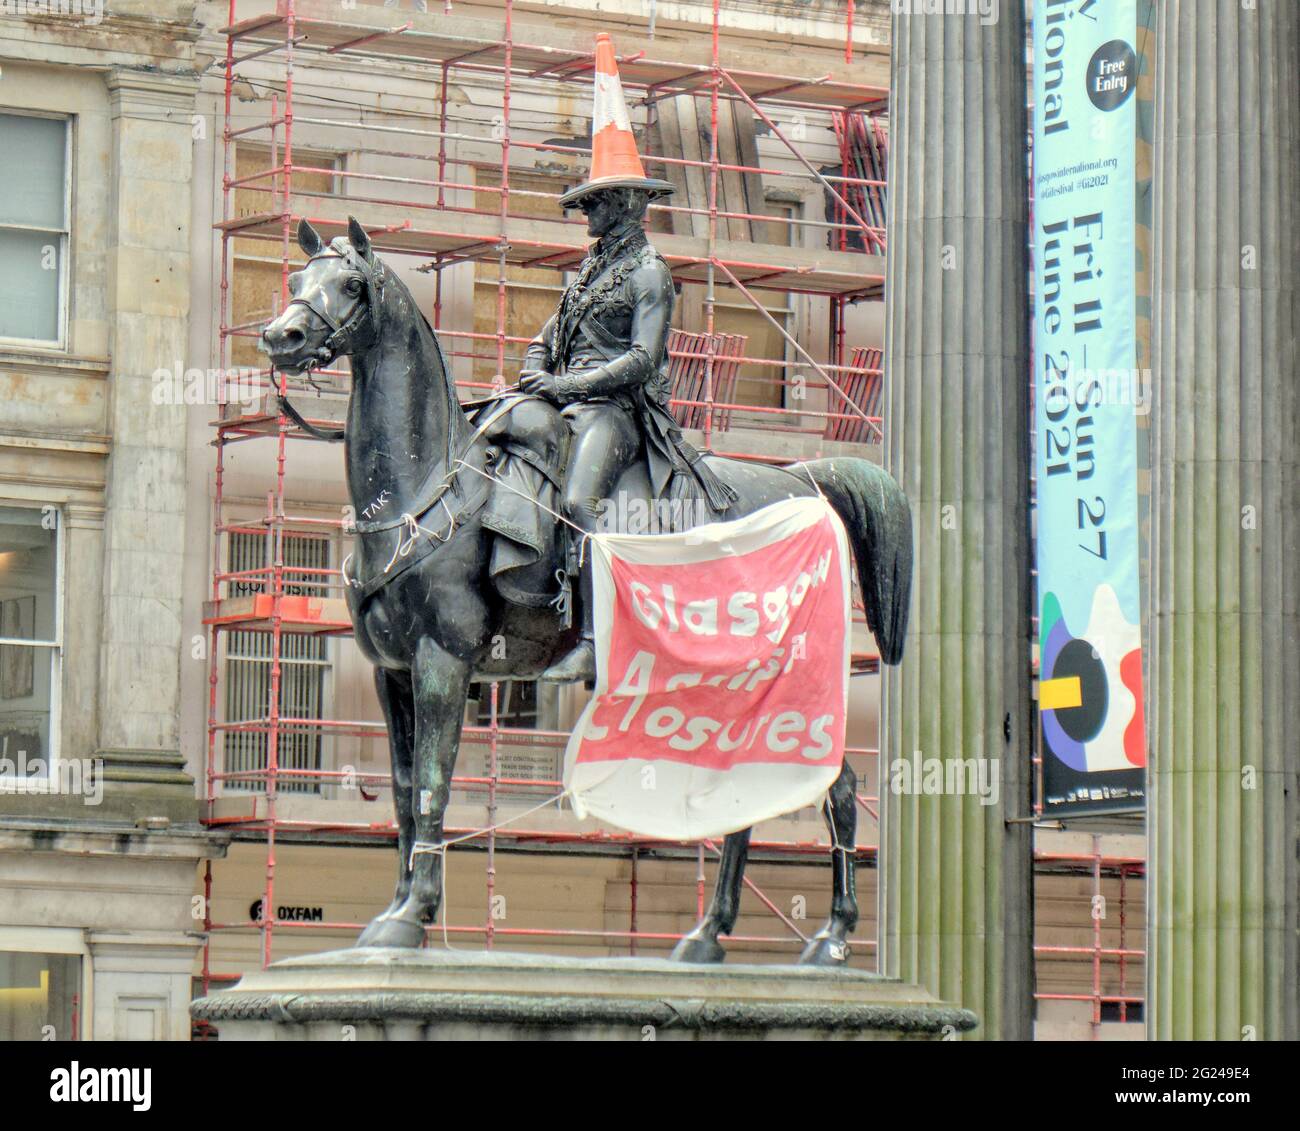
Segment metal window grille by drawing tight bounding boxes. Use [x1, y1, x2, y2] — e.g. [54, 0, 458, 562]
[223, 531, 331, 794]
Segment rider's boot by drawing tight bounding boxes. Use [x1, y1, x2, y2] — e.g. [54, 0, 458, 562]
[541, 635, 595, 683]
[541, 556, 596, 683]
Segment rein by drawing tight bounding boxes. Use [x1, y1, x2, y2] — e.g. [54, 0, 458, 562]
[275, 393, 346, 442]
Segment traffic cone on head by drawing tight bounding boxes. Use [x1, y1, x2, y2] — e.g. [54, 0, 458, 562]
[558, 33, 676, 209]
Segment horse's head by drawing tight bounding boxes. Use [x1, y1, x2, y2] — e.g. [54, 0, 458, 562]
[260, 216, 386, 375]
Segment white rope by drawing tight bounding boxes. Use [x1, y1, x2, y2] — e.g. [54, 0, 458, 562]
[378, 497, 458, 575]
[452, 457, 593, 560]
[408, 791, 566, 864]
[800, 463, 828, 502]
[408, 791, 567, 951]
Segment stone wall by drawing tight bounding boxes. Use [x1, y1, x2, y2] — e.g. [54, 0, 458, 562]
[0, 2, 226, 1044]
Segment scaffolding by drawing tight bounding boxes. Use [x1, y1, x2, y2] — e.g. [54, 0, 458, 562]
[1034, 842, 1145, 1035]
[201, 0, 894, 1003]
[198, 0, 1145, 1034]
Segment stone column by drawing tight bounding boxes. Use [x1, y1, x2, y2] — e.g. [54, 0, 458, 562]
[1148, 1, 1299, 1041]
[61, 503, 105, 761]
[98, 70, 199, 788]
[879, 8, 1034, 1040]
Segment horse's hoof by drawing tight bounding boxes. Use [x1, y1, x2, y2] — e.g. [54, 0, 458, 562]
[797, 933, 851, 966]
[540, 639, 596, 683]
[360, 895, 406, 936]
[670, 933, 727, 964]
[355, 915, 425, 949]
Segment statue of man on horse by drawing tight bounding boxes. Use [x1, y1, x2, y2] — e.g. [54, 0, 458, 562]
[519, 32, 735, 684]
[257, 32, 912, 961]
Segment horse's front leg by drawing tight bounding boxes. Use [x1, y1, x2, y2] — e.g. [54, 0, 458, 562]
[669, 828, 752, 963]
[357, 667, 416, 947]
[358, 638, 471, 949]
[798, 760, 858, 965]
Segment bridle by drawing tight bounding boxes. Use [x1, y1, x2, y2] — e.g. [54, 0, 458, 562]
[283, 242, 387, 366]
[273, 241, 386, 442]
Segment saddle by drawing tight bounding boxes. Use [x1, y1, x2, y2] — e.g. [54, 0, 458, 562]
[469, 389, 724, 612]
[466, 391, 573, 612]
[281, 384, 615, 615]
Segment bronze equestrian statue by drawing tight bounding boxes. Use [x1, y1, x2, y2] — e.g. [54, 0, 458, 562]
[258, 37, 912, 964]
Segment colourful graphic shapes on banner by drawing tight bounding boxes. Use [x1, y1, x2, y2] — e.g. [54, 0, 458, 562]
[1040, 676, 1083, 710]
[1120, 647, 1145, 767]
[1040, 585, 1145, 772]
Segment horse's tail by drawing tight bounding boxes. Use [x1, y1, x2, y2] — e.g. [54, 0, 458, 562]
[802, 457, 913, 666]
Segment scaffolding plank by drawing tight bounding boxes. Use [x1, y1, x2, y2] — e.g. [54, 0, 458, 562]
[735, 104, 770, 244]
[715, 100, 751, 243]
[203, 594, 353, 634]
[224, 191, 884, 298]
[674, 94, 711, 240]
[650, 98, 691, 237]
[224, 1, 890, 111]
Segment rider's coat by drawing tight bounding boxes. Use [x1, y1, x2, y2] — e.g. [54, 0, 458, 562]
[523, 224, 734, 512]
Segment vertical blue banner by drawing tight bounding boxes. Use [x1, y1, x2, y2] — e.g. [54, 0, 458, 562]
[1032, 0, 1145, 814]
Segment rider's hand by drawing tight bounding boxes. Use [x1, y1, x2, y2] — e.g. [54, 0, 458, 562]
[519, 369, 560, 402]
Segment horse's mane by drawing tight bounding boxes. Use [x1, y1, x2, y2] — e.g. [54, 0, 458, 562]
[372, 250, 465, 478]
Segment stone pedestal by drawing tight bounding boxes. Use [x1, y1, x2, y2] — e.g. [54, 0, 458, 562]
[191, 949, 977, 1041]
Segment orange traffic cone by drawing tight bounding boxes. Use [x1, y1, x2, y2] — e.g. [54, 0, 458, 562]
[558, 33, 675, 209]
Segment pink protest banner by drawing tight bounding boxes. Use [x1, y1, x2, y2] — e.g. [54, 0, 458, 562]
[563, 497, 851, 839]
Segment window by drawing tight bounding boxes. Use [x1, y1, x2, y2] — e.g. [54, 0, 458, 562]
[0, 113, 70, 345]
[223, 530, 331, 795]
[711, 289, 797, 412]
[0, 506, 60, 779]
[0, 950, 82, 1040]
[461, 679, 560, 801]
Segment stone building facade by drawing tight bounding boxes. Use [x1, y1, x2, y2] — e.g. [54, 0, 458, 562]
[0, 2, 221, 1041]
